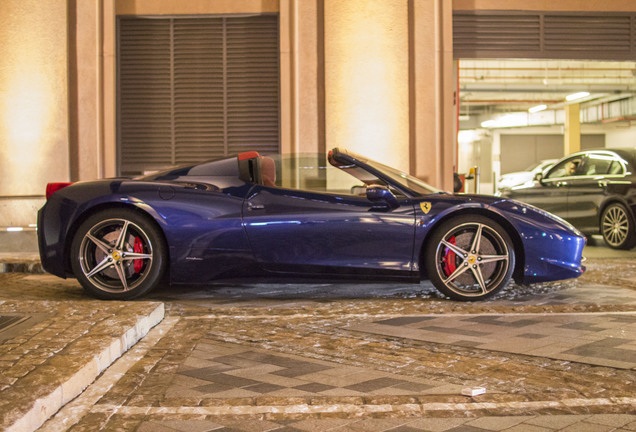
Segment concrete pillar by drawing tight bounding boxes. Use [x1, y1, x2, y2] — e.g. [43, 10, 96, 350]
[324, 0, 410, 172]
[71, 1, 100, 181]
[412, 0, 455, 191]
[296, 0, 323, 155]
[280, 0, 322, 156]
[564, 103, 581, 156]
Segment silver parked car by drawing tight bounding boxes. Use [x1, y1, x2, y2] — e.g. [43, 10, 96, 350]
[497, 159, 557, 191]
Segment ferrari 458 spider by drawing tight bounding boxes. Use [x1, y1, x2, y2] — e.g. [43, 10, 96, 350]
[38, 148, 586, 301]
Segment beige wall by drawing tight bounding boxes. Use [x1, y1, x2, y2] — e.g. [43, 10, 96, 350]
[0, 0, 69, 193]
[115, 0, 279, 15]
[78, 0, 455, 187]
[0, 0, 69, 226]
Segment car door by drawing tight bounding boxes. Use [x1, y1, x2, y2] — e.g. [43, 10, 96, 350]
[565, 152, 626, 232]
[242, 185, 416, 276]
[506, 156, 583, 219]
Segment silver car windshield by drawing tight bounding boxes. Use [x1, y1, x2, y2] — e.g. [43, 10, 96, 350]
[343, 154, 442, 196]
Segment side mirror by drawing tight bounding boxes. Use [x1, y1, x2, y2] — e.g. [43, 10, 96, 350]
[534, 172, 544, 183]
[367, 185, 400, 210]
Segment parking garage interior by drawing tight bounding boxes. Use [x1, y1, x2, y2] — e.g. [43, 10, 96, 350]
[458, 58, 636, 194]
[454, 11, 636, 194]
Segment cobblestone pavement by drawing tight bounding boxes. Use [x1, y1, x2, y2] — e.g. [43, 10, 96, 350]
[0, 274, 164, 431]
[1, 247, 636, 431]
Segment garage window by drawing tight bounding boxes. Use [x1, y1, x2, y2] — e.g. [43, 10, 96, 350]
[117, 15, 280, 176]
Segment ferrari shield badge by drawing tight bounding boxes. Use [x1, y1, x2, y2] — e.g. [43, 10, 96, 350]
[420, 202, 432, 214]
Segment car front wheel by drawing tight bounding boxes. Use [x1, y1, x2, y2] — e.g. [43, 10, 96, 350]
[601, 203, 636, 250]
[425, 215, 515, 301]
[70, 209, 167, 300]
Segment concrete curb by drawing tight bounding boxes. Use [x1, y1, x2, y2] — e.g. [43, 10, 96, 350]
[4, 303, 165, 432]
[0, 254, 43, 274]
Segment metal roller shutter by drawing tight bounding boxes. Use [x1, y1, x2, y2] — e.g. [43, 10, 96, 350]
[118, 15, 280, 176]
[453, 11, 636, 61]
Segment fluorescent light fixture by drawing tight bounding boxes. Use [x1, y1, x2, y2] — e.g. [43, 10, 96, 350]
[480, 120, 496, 128]
[565, 91, 590, 102]
[6, 227, 24, 232]
[458, 130, 479, 143]
[528, 104, 547, 113]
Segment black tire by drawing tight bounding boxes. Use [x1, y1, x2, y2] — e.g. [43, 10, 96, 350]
[70, 208, 167, 300]
[600, 203, 636, 250]
[425, 215, 515, 301]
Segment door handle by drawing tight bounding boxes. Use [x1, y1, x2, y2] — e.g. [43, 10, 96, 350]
[248, 203, 265, 211]
[598, 180, 608, 187]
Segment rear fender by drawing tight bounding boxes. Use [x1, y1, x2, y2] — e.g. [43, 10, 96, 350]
[62, 198, 168, 276]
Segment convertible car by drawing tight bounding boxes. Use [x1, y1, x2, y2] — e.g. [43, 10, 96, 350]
[38, 148, 586, 301]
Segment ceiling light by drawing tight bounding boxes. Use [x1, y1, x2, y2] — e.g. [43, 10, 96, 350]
[480, 120, 496, 128]
[565, 91, 590, 102]
[528, 104, 547, 113]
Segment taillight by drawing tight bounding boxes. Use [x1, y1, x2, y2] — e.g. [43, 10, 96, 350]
[46, 182, 74, 200]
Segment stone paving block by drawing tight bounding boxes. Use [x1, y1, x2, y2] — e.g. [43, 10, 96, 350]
[350, 312, 636, 369]
[344, 377, 408, 393]
[559, 421, 616, 432]
[404, 417, 469, 431]
[503, 424, 553, 432]
[251, 373, 309, 388]
[294, 382, 337, 393]
[465, 416, 535, 430]
[523, 414, 591, 429]
[226, 363, 285, 377]
[587, 414, 636, 428]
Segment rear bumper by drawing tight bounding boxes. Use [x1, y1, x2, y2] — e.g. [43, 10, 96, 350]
[37, 203, 70, 278]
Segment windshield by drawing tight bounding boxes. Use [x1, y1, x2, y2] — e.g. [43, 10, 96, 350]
[337, 151, 441, 196]
[364, 160, 441, 195]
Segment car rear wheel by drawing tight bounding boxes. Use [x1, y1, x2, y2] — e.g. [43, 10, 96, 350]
[601, 203, 636, 250]
[70, 209, 167, 300]
[425, 215, 515, 301]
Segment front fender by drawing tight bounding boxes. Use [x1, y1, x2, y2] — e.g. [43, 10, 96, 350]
[414, 197, 519, 273]
[490, 200, 585, 284]
[413, 196, 585, 284]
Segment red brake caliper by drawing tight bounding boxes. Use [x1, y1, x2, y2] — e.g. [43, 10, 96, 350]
[133, 237, 144, 273]
[442, 236, 456, 277]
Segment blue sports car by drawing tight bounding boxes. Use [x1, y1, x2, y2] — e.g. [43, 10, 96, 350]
[38, 149, 586, 301]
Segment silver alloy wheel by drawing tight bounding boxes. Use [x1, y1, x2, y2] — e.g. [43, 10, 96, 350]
[602, 205, 630, 248]
[434, 222, 510, 297]
[77, 218, 154, 294]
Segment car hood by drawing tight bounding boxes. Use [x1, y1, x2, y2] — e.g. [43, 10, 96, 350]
[422, 193, 582, 236]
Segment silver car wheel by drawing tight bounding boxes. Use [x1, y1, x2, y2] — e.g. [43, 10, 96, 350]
[433, 221, 510, 298]
[77, 218, 154, 294]
[601, 204, 632, 249]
